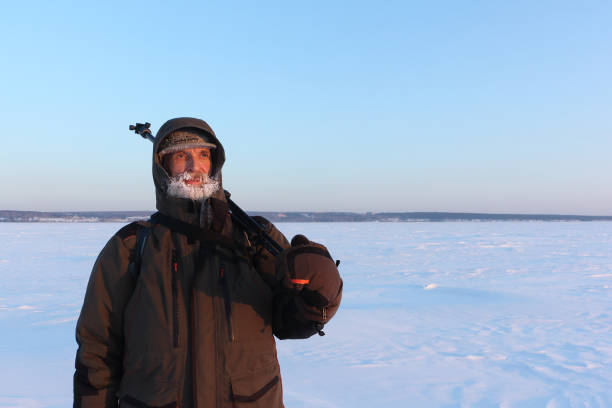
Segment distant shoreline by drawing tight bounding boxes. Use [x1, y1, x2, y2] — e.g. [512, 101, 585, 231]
[1, 210, 611, 223]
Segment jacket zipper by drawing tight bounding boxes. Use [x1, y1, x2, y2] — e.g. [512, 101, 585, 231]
[219, 263, 234, 342]
[191, 287, 198, 408]
[171, 249, 179, 348]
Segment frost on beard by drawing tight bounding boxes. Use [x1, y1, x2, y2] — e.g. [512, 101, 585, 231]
[166, 172, 220, 201]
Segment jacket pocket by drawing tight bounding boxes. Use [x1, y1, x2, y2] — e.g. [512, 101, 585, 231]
[230, 362, 282, 407]
[119, 351, 179, 408]
[120, 394, 177, 408]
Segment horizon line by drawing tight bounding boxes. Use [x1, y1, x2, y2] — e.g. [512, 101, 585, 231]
[1, 209, 612, 218]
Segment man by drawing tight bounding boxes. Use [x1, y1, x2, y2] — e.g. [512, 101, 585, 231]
[74, 117, 343, 408]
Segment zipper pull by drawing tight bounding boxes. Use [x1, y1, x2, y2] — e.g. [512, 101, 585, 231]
[171, 250, 178, 273]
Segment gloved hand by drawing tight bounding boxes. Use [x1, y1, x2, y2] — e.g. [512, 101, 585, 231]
[275, 234, 343, 323]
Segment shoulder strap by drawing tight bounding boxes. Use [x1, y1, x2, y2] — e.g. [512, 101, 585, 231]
[127, 222, 151, 280]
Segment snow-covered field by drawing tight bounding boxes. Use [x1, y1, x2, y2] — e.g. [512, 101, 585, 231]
[1, 222, 611, 408]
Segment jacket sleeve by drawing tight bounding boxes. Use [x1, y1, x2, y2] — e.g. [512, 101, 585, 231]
[249, 217, 343, 340]
[74, 227, 137, 408]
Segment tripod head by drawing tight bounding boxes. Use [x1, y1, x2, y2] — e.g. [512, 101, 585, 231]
[129, 122, 154, 142]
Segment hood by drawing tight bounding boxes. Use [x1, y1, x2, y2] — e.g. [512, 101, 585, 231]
[152, 117, 227, 226]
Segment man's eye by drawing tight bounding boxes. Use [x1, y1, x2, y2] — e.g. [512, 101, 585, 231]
[175, 153, 185, 159]
[200, 152, 210, 158]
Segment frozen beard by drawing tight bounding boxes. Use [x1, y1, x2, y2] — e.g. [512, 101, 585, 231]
[166, 172, 220, 201]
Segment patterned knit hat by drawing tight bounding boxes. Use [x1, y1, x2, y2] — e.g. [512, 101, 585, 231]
[157, 129, 217, 157]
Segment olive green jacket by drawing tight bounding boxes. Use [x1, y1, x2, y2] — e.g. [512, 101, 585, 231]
[74, 118, 341, 408]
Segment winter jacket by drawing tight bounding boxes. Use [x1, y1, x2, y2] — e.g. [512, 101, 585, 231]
[74, 118, 343, 408]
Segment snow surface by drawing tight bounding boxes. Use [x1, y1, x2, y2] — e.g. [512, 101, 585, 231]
[1, 222, 611, 407]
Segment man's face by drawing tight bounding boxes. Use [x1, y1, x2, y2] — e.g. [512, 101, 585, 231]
[164, 148, 212, 184]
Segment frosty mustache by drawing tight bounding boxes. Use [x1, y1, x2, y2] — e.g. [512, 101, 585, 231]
[166, 172, 220, 201]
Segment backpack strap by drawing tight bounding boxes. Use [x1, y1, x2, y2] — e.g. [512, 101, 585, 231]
[127, 222, 151, 280]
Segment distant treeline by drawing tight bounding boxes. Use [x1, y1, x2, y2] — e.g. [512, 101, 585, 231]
[0, 210, 152, 223]
[1, 210, 611, 223]
[252, 212, 612, 222]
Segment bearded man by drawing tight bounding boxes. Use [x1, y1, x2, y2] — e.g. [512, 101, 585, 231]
[74, 117, 343, 408]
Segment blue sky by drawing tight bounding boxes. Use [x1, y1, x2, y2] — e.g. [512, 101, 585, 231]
[1, 1, 610, 214]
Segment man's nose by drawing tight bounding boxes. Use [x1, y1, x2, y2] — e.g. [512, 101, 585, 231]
[184, 154, 195, 171]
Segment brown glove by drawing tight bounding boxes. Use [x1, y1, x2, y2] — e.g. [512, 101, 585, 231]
[276, 234, 343, 323]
